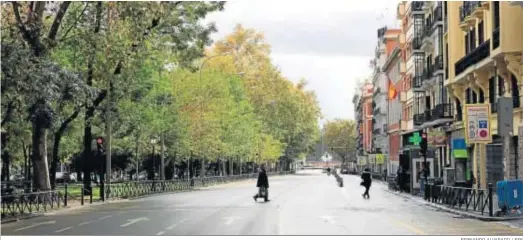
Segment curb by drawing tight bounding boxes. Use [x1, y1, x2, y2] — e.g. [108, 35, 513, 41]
[385, 189, 523, 222]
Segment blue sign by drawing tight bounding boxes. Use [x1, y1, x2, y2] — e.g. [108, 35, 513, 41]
[452, 138, 466, 149]
[478, 120, 488, 129]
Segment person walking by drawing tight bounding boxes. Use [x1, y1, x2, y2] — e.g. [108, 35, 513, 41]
[360, 167, 372, 199]
[418, 163, 429, 197]
[253, 165, 269, 202]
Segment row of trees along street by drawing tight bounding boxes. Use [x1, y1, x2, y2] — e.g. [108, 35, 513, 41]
[322, 119, 358, 167]
[1, 2, 322, 192]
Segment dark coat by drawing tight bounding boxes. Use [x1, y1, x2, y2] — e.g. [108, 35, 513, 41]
[256, 169, 269, 188]
[361, 170, 372, 187]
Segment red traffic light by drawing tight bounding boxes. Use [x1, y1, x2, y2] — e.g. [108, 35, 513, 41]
[96, 137, 104, 144]
[422, 133, 427, 139]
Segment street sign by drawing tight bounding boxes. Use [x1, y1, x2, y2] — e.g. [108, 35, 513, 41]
[464, 104, 492, 144]
[409, 132, 422, 146]
[498, 97, 513, 137]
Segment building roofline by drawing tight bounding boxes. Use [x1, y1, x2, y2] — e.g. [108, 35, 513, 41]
[381, 46, 401, 72]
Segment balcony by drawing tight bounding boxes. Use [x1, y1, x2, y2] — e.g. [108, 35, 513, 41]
[434, 55, 444, 73]
[455, 39, 490, 76]
[432, 6, 443, 28]
[412, 76, 423, 91]
[412, 37, 423, 51]
[411, 1, 424, 13]
[414, 113, 425, 126]
[430, 103, 453, 120]
[493, 27, 500, 50]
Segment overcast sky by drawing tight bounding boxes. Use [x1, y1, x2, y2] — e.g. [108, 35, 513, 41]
[205, 0, 399, 126]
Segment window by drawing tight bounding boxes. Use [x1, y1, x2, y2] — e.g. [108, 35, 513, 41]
[493, 1, 500, 29]
[464, 33, 469, 54]
[512, 75, 521, 108]
[478, 21, 484, 44]
[470, 28, 476, 50]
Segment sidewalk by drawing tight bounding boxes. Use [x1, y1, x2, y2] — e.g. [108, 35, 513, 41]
[384, 188, 523, 222]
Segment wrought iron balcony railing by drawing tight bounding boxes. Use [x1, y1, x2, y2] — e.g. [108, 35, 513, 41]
[455, 39, 490, 76]
[411, 1, 424, 12]
[413, 37, 423, 50]
[432, 5, 443, 25]
[423, 109, 432, 123]
[413, 76, 423, 89]
[430, 103, 453, 120]
[414, 113, 425, 126]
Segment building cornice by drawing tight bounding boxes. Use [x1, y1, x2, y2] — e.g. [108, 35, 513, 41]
[382, 46, 401, 72]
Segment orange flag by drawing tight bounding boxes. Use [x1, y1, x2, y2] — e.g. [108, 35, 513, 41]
[388, 78, 397, 100]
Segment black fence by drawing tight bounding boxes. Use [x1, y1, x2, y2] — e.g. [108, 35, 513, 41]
[425, 183, 493, 216]
[1, 171, 292, 220]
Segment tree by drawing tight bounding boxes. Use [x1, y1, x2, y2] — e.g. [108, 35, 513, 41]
[323, 119, 357, 165]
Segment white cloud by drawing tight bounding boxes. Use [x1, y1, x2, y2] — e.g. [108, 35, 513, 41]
[204, 0, 399, 125]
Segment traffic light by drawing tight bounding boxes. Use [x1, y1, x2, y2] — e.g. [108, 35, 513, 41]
[420, 133, 428, 157]
[96, 137, 105, 155]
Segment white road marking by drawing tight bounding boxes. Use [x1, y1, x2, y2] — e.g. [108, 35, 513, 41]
[156, 231, 165, 236]
[166, 218, 189, 230]
[120, 217, 149, 227]
[14, 220, 56, 232]
[98, 215, 113, 220]
[223, 216, 243, 225]
[320, 216, 338, 224]
[78, 220, 93, 226]
[55, 226, 74, 233]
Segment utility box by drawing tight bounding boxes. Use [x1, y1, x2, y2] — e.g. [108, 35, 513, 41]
[497, 180, 523, 210]
[443, 168, 455, 186]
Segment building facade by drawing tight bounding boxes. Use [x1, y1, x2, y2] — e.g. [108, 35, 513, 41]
[445, 1, 523, 188]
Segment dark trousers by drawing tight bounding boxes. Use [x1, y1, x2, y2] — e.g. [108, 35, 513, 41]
[363, 186, 370, 198]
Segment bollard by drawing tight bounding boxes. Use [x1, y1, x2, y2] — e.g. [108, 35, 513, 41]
[64, 184, 68, 207]
[90, 188, 93, 204]
[100, 183, 105, 202]
[488, 183, 493, 217]
[81, 186, 84, 205]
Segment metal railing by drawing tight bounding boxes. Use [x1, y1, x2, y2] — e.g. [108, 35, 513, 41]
[1, 190, 64, 220]
[455, 39, 490, 76]
[414, 113, 425, 126]
[412, 75, 423, 89]
[425, 183, 494, 216]
[431, 103, 453, 120]
[1, 172, 293, 220]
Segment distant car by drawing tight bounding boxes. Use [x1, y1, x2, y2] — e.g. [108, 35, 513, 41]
[341, 169, 349, 174]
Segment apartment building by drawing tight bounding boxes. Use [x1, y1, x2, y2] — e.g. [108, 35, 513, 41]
[382, 35, 404, 175]
[354, 82, 374, 169]
[371, 27, 401, 157]
[444, 1, 523, 189]
[397, 1, 438, 190]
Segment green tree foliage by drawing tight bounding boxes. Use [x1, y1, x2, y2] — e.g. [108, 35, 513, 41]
[323, 119, 358, 165]
[1, 4, 322, 188]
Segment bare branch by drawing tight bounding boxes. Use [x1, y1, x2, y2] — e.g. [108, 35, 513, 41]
[48, 1, 71, 41]
[59, 2, 88, 42]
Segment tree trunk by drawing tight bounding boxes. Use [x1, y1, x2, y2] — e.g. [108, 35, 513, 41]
[1, 151, 10, 182]
[82, 110, 94, 193]
[50, 133, 60, 189]
[32, 121, 51, 190]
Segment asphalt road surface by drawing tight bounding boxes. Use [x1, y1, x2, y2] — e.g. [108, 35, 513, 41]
[3, 170, 523, 236]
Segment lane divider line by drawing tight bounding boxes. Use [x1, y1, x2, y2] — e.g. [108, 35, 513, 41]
[55, 226, 73, 233]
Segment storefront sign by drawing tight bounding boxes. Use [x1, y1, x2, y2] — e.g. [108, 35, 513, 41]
[452, 138, 468, 158]
[375, 154, 385, 164]
[464, 104, 492, 144]
[427, 130, 447, 146]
